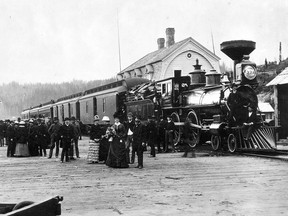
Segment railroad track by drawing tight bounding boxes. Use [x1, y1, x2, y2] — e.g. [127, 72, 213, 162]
[238, 150, 288, 162]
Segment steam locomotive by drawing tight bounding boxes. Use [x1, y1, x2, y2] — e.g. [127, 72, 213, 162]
[126, 40, 276, 152]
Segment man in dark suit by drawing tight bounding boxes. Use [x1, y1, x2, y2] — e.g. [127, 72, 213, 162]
[146, 116, 157, 157]
[48, 117, 61, 158]
[124, 112, 134, 163]
[158, 116, 166, 153]
[132, 116, 146, 169]
[165, 115, 176, 152]
[6, 121, 16, 157]
[59, 118, 74, 163]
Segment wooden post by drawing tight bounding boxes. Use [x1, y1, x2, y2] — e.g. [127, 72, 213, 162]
[274, 85, 279, 141]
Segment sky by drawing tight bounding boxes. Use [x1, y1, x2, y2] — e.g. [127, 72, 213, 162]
[0, 0, 287, 84]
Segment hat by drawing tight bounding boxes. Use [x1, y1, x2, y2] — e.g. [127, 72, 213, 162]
[53, 117, 59, 121]
[113, 112, 120, 119]
[71, 116, 76, 120]
[19, 121, 25, 125]
[64, 117, 70, 121]
[102, 116, 110, 122]
[127, 112, 133, 117]
[29, 119, 34, 123]
[94, 115, 100, 121]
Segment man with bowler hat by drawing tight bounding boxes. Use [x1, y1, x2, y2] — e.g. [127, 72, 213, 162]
[48, 117, 61, 158]
[146, 115, 157, 157]
[59, 117, 74, 163]
[124, 112, 134, 163]
[132, 115, 146, 169]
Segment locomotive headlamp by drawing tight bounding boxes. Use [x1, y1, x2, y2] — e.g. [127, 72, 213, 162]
[243, 65, 257, 80]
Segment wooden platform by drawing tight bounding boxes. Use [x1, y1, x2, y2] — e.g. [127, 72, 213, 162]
[0, 137, 288, 215]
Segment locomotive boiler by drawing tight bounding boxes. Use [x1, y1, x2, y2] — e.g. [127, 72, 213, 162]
[126, 40, 276, 153]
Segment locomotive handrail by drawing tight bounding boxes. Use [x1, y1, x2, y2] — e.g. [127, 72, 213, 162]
[173, 122, 202, 129]
[190, 122, 202, 129]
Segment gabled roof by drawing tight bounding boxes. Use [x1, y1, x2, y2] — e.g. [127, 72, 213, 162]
[267, 67, 288, 86]
[119, 37, 220, 74]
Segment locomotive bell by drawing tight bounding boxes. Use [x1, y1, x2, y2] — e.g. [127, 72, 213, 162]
[221, 73, 230, 85]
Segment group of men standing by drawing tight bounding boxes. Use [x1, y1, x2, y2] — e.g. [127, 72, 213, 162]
[47, 116, 81, 163]
[123, 113, 176, 167]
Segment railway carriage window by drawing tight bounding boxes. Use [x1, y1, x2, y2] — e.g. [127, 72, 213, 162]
[161, 84, 166, 94]
[86, 101, 89, 113]
[103, 98, 106, 113]
[93, 97, 97, 116]
[167, 82, 172, 96]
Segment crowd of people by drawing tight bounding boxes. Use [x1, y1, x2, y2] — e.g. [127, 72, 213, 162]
[87, 112, 178, 169]
[0, 112, 185, 169]
[1, 117, 82, 162]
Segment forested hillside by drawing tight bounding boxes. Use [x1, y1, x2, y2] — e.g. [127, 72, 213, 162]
[0, 78, 116, 119]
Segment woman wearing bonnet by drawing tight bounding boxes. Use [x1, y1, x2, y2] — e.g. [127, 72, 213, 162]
[105, 114, 129, 168]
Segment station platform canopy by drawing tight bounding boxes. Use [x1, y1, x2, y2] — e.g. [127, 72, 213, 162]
[267, 67, 288, 86]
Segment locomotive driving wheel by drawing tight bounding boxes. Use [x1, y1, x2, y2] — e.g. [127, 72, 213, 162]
[185, 110, 200, 148]
[171, 112, 181, 146]
[211, 135, 221, 151]
[227, 133, 237, 153]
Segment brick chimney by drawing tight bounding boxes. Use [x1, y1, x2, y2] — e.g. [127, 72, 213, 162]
[166, 28, 175, 47]
[157, 38, 165, 49]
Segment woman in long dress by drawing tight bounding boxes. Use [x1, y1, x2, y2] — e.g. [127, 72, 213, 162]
[98, 116, 111, 162]
[87, 115, 102, 163]
[14, 121, 30, 157]
[105, 116, 129, 168]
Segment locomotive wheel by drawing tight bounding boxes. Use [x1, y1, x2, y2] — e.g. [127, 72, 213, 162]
[171, 112, 181, 146]
[186, 110, 200, 148]
[227, 133, 237, 153]
[211, 135, 221, 151]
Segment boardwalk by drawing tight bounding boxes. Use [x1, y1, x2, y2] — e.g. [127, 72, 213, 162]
[0, 138, 288, 216]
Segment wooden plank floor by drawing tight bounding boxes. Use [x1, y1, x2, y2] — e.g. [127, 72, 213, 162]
[0, 137, 288, 216]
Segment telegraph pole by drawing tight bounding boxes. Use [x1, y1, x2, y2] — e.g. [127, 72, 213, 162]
[279, 42, 282, 63]
[117, 9, 122, 72]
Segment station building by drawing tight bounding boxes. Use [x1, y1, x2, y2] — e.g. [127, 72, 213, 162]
[267, 67, 288, 140]
[117, 28, 221, 81]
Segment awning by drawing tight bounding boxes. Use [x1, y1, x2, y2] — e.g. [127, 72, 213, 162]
[266, 67, 288, 86]
[258, 102, 274, 113]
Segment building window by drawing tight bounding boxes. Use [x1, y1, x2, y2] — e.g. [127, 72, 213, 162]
[86, 102, 89, 113]
[186, 52, 192, 59]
